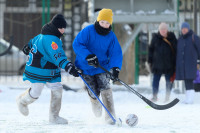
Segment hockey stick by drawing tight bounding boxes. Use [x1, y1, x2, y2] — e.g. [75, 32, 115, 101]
[79, 74, 122, 126]
[98, 65, 179, 110]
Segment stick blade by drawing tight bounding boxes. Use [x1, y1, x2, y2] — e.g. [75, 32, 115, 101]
[115, 118, 122, 127]
[145, 98, 179, 110]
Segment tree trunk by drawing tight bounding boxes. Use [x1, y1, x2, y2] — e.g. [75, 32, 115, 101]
[114, 24, 135, 84]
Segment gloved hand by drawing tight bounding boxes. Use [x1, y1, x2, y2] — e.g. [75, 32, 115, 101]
[110, 67, 120, 82]
[65, 62, 79, 77]
[86, 54, 99, 68]
[22, 44, 31, 55]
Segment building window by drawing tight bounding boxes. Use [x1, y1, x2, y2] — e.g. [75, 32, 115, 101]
[6, 0, 29, 7]
[36, 0, 59, 8]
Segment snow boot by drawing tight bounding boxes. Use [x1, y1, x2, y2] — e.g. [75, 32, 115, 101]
[164, 92, 170, 102]
[101, 88, 116, 125]
[90, 97, 102, 117]
[183, 90, 195, 104]
[151, 93, 158, 102]
[165, 81, 172, 102]
[16, 88, 37, 116]
[49, 89, 68, 124]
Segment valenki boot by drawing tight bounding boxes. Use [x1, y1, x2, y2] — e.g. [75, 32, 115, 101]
[183, 90, 195, 104]
[49, 89, 68, 124]
[101, 88, 116, 124]
[16, 88, 37, 116]
[90, 97, 102, 117]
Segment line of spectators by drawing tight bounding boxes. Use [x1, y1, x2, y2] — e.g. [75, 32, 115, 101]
[148, 22, 200, 104]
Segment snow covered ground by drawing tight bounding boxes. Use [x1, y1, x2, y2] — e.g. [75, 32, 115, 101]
[0, 75, 200, 133]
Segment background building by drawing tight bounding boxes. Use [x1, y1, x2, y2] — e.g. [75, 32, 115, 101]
[0, 0, 199, 84]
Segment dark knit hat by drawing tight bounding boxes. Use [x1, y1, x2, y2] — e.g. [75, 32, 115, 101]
[51, 14, 67, 29]
[181, 22, 190, 30]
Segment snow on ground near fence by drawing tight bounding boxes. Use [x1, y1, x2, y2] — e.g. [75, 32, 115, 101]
[0, 75, 200, 133]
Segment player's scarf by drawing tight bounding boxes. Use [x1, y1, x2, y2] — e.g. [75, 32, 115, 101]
[94, 21, 111, 35]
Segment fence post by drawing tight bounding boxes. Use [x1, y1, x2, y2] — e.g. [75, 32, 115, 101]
[135, 35, 139, 84]
[42, 0, 46, 26]
[47, 0, 50, 22]
[42, 0, 50, 26]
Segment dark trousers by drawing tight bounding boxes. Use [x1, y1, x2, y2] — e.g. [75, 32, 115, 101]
[82, 73, 110, 99]
[184, 79, 194, 90]
[152, 73, 172, 95]
[194, 83, 200, 92]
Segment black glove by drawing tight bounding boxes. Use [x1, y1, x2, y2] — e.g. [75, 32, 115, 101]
[86, 54, 99, 68]
[65, 62, 79, 77]
[110, 67, 120, 82]
[22, 44, 31, 55]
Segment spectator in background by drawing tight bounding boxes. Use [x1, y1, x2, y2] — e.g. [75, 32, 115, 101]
[148, 22, 177, 102]
[176, 22, 200, 104]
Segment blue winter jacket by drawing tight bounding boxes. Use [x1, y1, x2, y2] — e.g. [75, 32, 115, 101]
[23, 34, 69, 83]
[176, 30, 200, 80]
[73, 24, 123, 75]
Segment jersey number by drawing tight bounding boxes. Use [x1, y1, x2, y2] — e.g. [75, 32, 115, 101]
[26, 44, 37, 66]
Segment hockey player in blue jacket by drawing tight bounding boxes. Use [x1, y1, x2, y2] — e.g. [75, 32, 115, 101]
[17, 14, 79, 124]
[73, 8, 123, 124]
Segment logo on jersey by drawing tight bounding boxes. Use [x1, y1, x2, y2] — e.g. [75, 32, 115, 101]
[54, 53, 61, 61]
[51, 42, 58, 50]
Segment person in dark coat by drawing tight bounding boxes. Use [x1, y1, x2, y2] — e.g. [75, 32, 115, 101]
[148, 22, 177, 102]
[176, 22, 200, 104]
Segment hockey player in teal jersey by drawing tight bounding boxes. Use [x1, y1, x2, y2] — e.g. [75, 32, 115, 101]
[17, 14, 79, 124]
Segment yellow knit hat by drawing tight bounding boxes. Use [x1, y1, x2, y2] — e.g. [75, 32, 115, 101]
[97, 8, 113, 25]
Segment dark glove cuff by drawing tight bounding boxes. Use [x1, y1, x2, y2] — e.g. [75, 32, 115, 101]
[86, 54, 97, 61]
[22, 44, 31, 55]
[86, 54, 99, 67]
[113, 67, 120, 72]
[65, 62, 73, 72]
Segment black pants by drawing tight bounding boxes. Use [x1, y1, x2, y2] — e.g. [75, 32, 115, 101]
[194, 83, 200, 92]
[82, 73, 110, 99]
[184, 79, 194, 90]
[152, 73, 172, 95]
